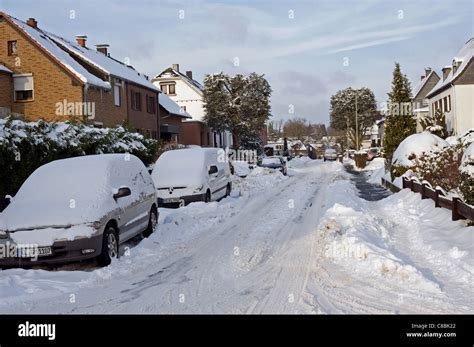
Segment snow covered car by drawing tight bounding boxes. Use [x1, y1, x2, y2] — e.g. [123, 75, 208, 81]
[0, 154, 158, 268]
[257, 156, 288, 175]
[151, 147, 232, 207]
[323, 148, 338, 161]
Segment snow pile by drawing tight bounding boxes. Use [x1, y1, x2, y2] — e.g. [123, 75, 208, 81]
[317, 178, 474, 311]
[364, 158, 386, 184]
[392, 132, 448, 167]
[231, 160, 252, 177]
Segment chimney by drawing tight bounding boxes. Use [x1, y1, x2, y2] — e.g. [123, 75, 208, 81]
[424, 67, 431, 77]
[442, 66, 452, 81]
[186, 71, 193, 79]
[26, 18, 37, 28]
[420, 75, 425, 81]
[75, 35, 87, 47]
[172, 63, 179, 72]
[95, 44, 109, 55]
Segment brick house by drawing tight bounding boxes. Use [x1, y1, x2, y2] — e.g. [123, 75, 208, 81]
[0, 13, 161, 138]
[158, 92, 191, 143]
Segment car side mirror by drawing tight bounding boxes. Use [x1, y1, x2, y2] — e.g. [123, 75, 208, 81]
[208, 166, 218, 175]
[113, 187, 131, 199]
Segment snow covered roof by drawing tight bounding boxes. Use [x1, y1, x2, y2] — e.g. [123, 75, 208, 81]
[412, 70, 438, 99]
[159, 93, 191, 118]
[3, 13, 158, 91]
[427, 38, 474, 98]
[0, 64, 12, 74]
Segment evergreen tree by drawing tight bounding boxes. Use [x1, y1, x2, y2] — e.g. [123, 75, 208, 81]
[384, 62, 416, 167]
[420, 109, 450, 139]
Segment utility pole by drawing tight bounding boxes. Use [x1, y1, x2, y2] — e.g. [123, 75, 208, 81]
[355, 91, 359, 150]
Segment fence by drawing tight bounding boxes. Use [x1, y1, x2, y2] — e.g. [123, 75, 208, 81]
[381, 177, 474, 222]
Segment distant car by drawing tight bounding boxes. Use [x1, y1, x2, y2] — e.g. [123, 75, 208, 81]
[152, 147, 232, 207]
[257, 156, 288, 175]
[0, 154, 158, 268]
[323, 148, 338, 161]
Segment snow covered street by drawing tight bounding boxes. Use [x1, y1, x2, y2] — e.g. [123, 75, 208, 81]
[0, 159, 472, 314]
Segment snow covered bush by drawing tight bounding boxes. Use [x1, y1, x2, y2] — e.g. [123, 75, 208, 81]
[390, 132, 448, 179]
[0, 119, 159, 203]
[459, 142, 474, 205]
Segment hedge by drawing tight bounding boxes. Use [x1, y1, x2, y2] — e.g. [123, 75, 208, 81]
[0, 119, 159, 206]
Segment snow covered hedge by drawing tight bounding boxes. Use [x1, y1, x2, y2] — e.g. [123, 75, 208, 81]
[0, 119, 159, 202]
[390, 129, 474, 204]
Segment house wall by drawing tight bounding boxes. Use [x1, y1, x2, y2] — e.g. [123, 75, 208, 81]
[126, 84, 159, 139]
[429, 87, 454, 132]
[0, 72, 12, 116]
[153, 78, 205, 121]
[0, 17, 83, 121]
[85, 84, 126, 127]
[413, 74, 440, 106]
[454, 84, 474, 134]
[181, 121, 211, 146]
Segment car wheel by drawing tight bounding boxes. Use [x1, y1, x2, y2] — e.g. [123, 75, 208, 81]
[204, 190, 211, 203]
[97, 226, 118, 267]
[143, 207, 158, 238]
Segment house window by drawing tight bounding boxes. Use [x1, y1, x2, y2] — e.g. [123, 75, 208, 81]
[13, 73, 34, 101]
[131, 90, 141, 110]
[114, 79, 122, 106]
[8, 40, 18, 55]
[160, 82, 176, 95]
[146, 95, 156, 114]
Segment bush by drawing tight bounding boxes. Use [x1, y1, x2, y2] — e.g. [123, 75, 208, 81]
[0, 119, 159, 201]
[459, 142, 474, 205]
[354, 153, 367, 169]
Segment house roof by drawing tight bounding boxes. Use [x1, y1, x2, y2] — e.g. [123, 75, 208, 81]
[0, 64, 12, 74]
[154, 67, 204, 95]
[2, 13, 158, 91]
[427, 38, 474, 98]
[412, 70, 438, 100]
[159, 93, 191, 118]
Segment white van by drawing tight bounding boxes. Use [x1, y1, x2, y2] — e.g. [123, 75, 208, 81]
[151, 147, 232, 207]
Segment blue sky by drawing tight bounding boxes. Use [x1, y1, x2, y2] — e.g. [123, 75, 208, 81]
[1, 0, 473, 125]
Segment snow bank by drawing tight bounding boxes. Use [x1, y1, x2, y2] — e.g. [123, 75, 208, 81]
[392, 132, 448, 167]
[231, 160, 251, 177]
[317, 177, 474, 310]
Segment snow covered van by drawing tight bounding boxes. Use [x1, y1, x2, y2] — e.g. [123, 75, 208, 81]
[152, 147, 232, 207]
[0, 154, 158, 267]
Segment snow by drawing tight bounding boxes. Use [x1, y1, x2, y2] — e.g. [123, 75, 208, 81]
[427, 38, 474, 98]
[0, 64, 12, 73]
[10, 225, 96, 247]
[460, 142, 474, 176]
[159, 93, 191, 117]
[392, 132, 448, 167]
[363, 158, 386, 184]
[231, 160, 251, 177]
[7, 15, 111, 89]
[0, 159, 472, 313]
[0, 154, 150, 235]
[7, 14, 157, 91]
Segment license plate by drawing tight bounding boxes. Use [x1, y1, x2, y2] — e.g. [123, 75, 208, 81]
[37, 247, 52, 257]
[16, 246, 52, 258]
[163, 198, 181, 203]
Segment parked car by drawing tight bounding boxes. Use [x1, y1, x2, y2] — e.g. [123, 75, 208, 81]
[152, 147, 232, 207]
[323, 148, 338, 161]
[0, 154, 158, 268]
[257, 156, 288, 175]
